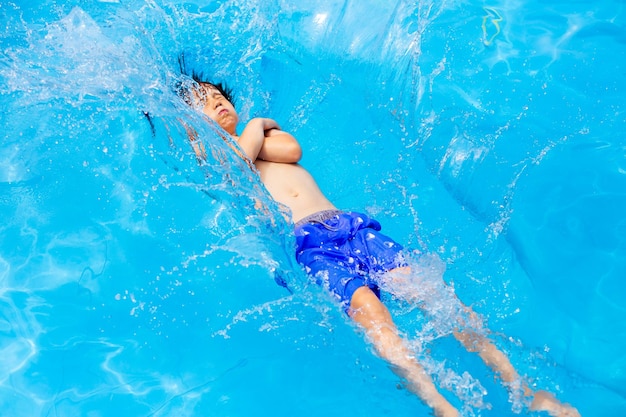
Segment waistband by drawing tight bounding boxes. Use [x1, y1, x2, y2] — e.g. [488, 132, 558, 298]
[294, 209, 344, 229]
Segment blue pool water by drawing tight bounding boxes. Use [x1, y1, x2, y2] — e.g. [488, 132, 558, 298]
[1, 0, 625, 416]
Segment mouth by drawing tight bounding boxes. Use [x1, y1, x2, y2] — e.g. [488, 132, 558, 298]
[218, 108, 228, 116]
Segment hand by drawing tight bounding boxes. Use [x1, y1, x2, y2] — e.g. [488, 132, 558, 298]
[238, 118, 282, 162]
[249, 117, 280, 132]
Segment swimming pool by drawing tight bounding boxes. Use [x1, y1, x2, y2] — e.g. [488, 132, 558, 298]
[1, 0, 625, 415]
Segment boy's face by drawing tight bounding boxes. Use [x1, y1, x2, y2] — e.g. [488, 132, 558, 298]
[195, 83, 238, 135]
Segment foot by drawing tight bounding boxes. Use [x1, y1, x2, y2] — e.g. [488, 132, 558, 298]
[530, 390, 581, 417]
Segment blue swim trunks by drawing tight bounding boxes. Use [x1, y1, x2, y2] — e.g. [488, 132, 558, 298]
[294, 210, 405, 311]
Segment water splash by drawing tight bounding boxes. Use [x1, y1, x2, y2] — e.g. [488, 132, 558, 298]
[1, 0, 624, 415]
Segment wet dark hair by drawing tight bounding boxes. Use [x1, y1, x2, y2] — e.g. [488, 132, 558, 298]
[177, 54, 236, 107]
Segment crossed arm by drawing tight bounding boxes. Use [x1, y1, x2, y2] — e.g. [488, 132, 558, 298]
[236, 117, 302, 163]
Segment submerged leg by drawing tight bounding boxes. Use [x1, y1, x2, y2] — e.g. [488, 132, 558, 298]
[384, 266, 580, 417]
[454, 328, 580, 417]
[349, 286, 459, 417]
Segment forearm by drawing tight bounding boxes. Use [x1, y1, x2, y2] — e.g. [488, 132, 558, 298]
[258, 130, 302, 163]
[237, 118, 267, 162]
[237, 118, 302, 163]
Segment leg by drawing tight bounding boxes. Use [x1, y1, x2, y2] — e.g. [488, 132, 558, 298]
[454, 325, 580, 417]
[349, 286, 459, 417]
[384, 266, 580, 417]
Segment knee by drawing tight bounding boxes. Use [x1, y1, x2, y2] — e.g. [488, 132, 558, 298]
[349, 286, 392, 325]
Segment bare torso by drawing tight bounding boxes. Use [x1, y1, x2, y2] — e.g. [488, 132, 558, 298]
[254, 160, 336, 223]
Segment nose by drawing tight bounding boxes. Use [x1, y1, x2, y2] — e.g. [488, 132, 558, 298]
[207, 96, 221, 109]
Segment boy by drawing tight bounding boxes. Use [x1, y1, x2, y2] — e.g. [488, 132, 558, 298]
[180, 76, 580, 417]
